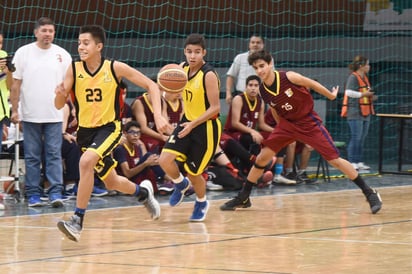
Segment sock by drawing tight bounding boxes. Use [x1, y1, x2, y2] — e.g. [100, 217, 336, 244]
[241, 180, 255, 197]
[274, 163, 283, 176]
[352, 175, 372, 195]
[172, 173, 185, 184]
[74, 207, 86, 227]
[196, 196, 207, 202]
[136, 184, 148, 202]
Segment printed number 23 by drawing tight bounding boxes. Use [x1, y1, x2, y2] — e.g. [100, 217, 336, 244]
[86, 88, 102, 102]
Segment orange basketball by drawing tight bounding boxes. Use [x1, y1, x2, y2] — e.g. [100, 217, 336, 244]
[157, 64, 187, 93]
[3, 181, 15, 194]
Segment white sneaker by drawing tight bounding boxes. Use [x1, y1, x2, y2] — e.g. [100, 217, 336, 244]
[206, 181, 223, 191]
[272, 174, 296, 185]
[357, 162, 370, 170]
[351, 163, 359, 170]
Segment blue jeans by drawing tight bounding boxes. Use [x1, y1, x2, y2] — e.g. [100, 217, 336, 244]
[347, 118, 370, 164]
[23, 122, 63, 197]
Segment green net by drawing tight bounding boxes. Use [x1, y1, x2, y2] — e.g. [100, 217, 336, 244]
[1, 0, 411, 167]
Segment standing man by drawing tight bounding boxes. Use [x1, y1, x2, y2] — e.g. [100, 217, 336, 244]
[10, 17, 71, 207]
[55, 25, 169, 242]
[220, 50, 382, 214]
[159, 33, 221, 222]
[225, 34, 265, 104]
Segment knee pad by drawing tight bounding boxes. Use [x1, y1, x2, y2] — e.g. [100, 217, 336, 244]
[94, 155, 117, 179]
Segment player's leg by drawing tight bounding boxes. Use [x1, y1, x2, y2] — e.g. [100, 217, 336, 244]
[220, 146, 275, 211]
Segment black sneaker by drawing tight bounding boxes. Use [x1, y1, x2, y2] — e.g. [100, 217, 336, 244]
[296, 171, 315, 184]
[366, 189, 382, 214]
[220, 195, 251, 211]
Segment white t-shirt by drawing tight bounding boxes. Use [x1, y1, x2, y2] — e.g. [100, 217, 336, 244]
[226, 51, 256, 92]
[12, 42, 72, 122]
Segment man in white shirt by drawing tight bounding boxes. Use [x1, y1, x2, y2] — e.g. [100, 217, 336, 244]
[225, 35, 265, 104]
[10, 17, 72, 207]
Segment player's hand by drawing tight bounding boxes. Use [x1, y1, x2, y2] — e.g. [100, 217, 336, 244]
[154, 116, 173, 135]
[225, 94, 232, 105]
[10, 112, 20, 124]
[329, 86, 339, 100]
[177, 121, 193, 138]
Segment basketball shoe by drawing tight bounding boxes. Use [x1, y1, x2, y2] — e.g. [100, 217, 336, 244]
[139, 180, 161, 220]
[220, 194, 251, 211]
[169, 177, 190, 207]
[190, 200, 210, 222]
[366, 189, 382, 214]
[57, 215, 82, 242]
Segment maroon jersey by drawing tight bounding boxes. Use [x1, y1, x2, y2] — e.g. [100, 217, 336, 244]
[163, 97, 183, 129]
[260, 70, 340, 161]
[224, 92, 263, 133]
[138, 93, 156, 132]
[260, 71, 313, 121]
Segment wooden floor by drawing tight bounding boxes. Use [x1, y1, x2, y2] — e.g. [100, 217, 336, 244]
[0, 185, 411, 274]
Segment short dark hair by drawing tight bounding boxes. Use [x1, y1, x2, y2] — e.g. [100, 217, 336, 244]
[184, 33, 206, 49]
[79, 25, 106, 45]
[35, 17, 55, 30]
[124, 120, 140, 132]
[248, 50, 272, 66]
[246, 75, 261, 85]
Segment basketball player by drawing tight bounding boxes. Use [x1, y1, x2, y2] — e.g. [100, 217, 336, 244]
[159, 33, 221, 222]
[221, 50, 382, 214]
[55, 25, 171, 242]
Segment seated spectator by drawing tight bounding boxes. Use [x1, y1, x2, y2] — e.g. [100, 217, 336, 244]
[113, 120, 173, 195]
[224, 75, 273, 155]
[131, 92, 168, 153]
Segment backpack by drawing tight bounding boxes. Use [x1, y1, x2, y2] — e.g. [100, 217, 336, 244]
[206, 165, 244, 191]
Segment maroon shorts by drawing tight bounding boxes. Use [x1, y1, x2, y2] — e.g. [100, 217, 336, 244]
[262, 112, 339, 161]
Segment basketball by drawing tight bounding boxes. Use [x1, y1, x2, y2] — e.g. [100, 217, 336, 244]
[157, 64, 187, 93]
[3, 181, 15, 194]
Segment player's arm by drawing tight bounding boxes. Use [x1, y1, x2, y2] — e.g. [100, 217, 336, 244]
[230, 96, 255, 134]
[132, 98, 164, 141]
[225, 75, 235, 104]
[286, 71, 339, 100]
[55, 65, 74, 110]
[114, 61, 171, 134]
[257, 100, 273, 132]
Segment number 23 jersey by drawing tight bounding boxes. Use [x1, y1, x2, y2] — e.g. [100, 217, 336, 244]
[71, 58, 121, 128]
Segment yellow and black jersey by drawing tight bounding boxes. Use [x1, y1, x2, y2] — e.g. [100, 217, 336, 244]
[182, 62, 220, 121]
[71, 58, 121, 128]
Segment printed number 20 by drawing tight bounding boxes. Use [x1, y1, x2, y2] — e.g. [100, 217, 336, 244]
[86, 88, 102, 102]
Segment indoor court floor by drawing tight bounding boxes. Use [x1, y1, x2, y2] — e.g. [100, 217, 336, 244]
[0, 170, 411, 274]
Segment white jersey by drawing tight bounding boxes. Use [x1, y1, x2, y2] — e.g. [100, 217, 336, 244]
[12, 42, 72, 122]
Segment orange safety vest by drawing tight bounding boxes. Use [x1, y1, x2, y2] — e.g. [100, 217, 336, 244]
[341, 72, 375, 117]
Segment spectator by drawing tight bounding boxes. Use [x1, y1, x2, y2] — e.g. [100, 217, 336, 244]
[225, 34, 266, 104]
[224, 75, 273, 156]
[131, 92, 168, 153]
[0, 30, 12, 143]
[10, 17, 71, 208]
[341, 55, 376, 171]
[113, 121, 174, 195]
